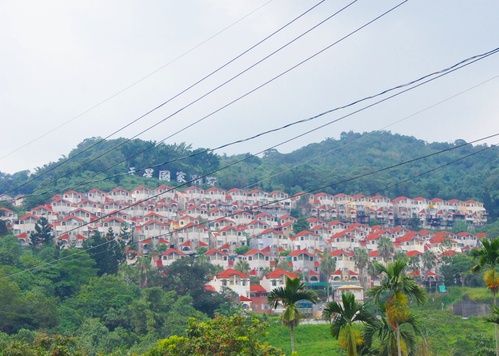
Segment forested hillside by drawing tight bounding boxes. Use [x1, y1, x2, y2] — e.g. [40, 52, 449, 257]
[1, 131, 498, 219]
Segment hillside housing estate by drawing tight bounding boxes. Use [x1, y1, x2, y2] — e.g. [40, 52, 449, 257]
[0, 185, 488, 312]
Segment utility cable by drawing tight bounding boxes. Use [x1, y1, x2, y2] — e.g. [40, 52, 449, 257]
[23, 46, 499, 202]
[7, 0, 332, 194]
[17, 0, 410, 200]
[0, 0, 274, 161]
[2, 131, 497, 281]
[244, 73, 499, 190]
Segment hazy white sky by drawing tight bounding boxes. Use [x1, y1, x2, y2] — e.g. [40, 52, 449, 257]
[1, 0, 498, 174]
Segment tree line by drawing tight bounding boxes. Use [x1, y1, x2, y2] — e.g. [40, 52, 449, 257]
[1, 131, 499, 220]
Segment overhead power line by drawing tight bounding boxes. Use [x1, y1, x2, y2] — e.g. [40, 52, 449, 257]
[13, 0, 405, 199]
[0, 0, 275, 161]
[23, 46, 499, 202]
[8, 0, 333, 194]
[2, 132, 497, 282]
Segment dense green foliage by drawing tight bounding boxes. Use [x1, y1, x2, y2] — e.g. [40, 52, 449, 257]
[1, 131, 499, 219]
[145, 315, 285, 356]
[0, 237, 229, 355]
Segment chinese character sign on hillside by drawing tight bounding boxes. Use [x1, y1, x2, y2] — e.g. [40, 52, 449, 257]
[128, 167, 217, 186]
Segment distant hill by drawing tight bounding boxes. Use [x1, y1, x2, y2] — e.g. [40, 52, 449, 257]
[1, 131, 499, 219]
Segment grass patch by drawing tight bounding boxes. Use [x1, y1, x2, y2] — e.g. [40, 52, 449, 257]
[262, 287, 497, 355]
[263, 319, 341, 355]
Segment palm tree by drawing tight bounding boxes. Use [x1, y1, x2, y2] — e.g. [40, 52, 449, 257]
[320, 252, 336, 301]
[471, 237, 499, 356]
[353, 248, 369, 289]
[422, 250, 437, 290]
[369, 258, 427, 356]
[323, 292, 376, 356]
[234, 260, 250, 275]
[268, 277, 318, 353]
[363, 314, 420, 356]
[393, 250, 407, 261]
[407, 255, 420, 274]
[377, 237, 394, 263]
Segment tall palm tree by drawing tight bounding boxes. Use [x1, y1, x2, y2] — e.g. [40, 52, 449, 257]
[363, 314, 420, 356]
[320, 252, 336, 301]
[422, 250, 437, 289]
[471, 237, 499, 356]
[268, 277, 318, 353]
[353, 248, 369, 289]
[377, 237, 394, 263]
[234, 260, 250, 275]
[369, 258, 427, 356]
[323, 292, 376, 356]
[422, 250, 437, 274]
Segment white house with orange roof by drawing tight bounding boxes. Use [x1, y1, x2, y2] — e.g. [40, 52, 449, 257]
[51, 196, 73, 216]
[328, 220, 349, 235]
[428, 231, 461, 254]
[182, 186, 205, 201]
[87, 188, 107, 204]
[237, 249, 271, 273]
[62, 190, 83, 204]
[212, 217, 235, 229]
[390, 227, 409, 239]
[330, 269, 361, 285]
[253, 228, 292, 253]
[102, 200, 128, 216]
[208, 268, 250, 297]
[57, 215, 87, 237]
[453, 232, 479, 248]
[205, 187, 226, 202]
[76, 199, 102, 216]
[217, 225, 247, 247]
[13, 213, 39, 235]
[287, 248, 316, 272]
[293, 230, 321, 250]
[364, 229, 391, 252]
[227, 188, 248, 203]
[140, 220, 169, 240]
[329, 229, 361, 251]
[143, 211, 169, 224]
[267, 190, 291, 209]
[329, 249, 355, 271]
[184, 205, 208, 220]
[246, 189, 266, 204]
[395, 231, 425, 253]
[69, 208, 94, 223]
[260, 268, 299, 292]
[231, 210, 253, 225]
[153, 202, 177, 219]
[0, 207, 17, 224]
[132, 186, 152, 202]
[17, 232, 30, 246]
[158, 248, 186, 267]
[30, 204, 56, 222]
[109, 187, 132, 203]
[173, 223, 209, 245]
[310, 224, 330, 241]
[246, 219, 270, 236]
[312, 192, 335, 207]
[102, 216, 126, 235]
[179, 240, 208, 254]
[205, 248, 231, 268]
[334, 193, 352, 206]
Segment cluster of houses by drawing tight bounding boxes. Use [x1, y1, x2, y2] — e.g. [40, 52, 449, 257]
[0, 185, 489, 313]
